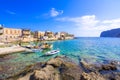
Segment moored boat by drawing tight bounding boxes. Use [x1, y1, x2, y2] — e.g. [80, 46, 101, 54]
[40, 43, 53, 49]
[31, 48, 42, 52]
[45, 50, 60, 56]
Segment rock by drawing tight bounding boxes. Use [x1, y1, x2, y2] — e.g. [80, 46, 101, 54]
[110, 61, 120, 66]
[81, 72, 106, 80]
[47, 57, 76, 68]
[30, 65, 60, 80]
[8, 57, 120, 80]
[30, 57, 83, 80]
[47, 56, 83, 79]
[80, 60, 120, 80]
[17, 73, 33, 80]
[80, 60, 117, 72]
[100, 64, 117, 71]
[0, 66, 3, 71]
[35, 58, 118, 80]
[115, 74, 120, 80]
[60, 64, 82, 80]
[80, 60, 101, 72]
[47, 57, 63, 67]
[102, 72, 120, 80]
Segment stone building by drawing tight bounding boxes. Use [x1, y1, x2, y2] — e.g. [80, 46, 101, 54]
[34, 31, 45, 41]
[21, 29, 34, 42]
[55, 32, 61, 39]
[0, 24, 74, 43]
[44, 31, 54, 38]
[55, 32, 74, 40]
[0, 25, 22, 42]
[44, 31, 56, 40]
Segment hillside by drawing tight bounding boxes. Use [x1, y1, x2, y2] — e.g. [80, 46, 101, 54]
[100, 28, 120, 37]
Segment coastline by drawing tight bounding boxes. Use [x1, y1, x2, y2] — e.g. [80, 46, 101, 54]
[0, 38, 120, 80]
[0, 38, 75, 56]
[2, 56, 119, 80]
[0, 46, 28, 56]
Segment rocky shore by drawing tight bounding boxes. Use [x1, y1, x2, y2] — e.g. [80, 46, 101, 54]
[80, 60, 120, 80]
[1, 56, 119, 80]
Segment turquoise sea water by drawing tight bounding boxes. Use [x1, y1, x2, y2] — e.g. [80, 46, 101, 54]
[0, 37, 120, 78]
[53, 37, 120, 64]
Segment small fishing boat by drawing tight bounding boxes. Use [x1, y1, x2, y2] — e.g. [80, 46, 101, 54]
[45, 50, 60, 56]
[31, 48, 42, 52]
[40, 43, 53, 50]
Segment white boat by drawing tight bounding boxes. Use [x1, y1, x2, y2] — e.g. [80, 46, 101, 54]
[31, 48, 42, 52]
[45, 50, 60, 55]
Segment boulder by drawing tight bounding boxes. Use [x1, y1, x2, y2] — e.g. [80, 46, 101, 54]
[100, 64, 117, 71]
[47, 57, 63, 67]
[110, 61, 120, 66]
[80, 60, 117, 72]
[60, 64, 82, 80]
[102, 72, 120, 80]
[3, 57, 120, 80]
[81, 72, 106, 80]
[47, 57, 76, 68]
[80, 60, 100, 72]
[0, 66, 3, 71]
[30, 65, 60, 80]
[30, 57, 83, 80]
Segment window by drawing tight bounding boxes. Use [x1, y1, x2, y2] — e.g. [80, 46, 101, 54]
[10, 36, 12, 38]
[10, 30, 12, 34]
[6, 30, 8, 34]
[15, 30, 16, 34]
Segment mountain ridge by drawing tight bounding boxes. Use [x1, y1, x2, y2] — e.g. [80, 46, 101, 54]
[100, 28, 120, 37]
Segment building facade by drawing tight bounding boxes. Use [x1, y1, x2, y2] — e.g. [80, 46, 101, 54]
[44, 31, 54, 38]
[34, 31, 45, 39]
[44, 31, 57, 40]
[0, 27, 35, 42]
[0, 25, 74, 43]
[22, 29, 34, 42]
[0, 27, 22, 42]
[34, 31, 45, 41]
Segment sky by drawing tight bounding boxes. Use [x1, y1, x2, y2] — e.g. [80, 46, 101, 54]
[0, 0, 120, 37]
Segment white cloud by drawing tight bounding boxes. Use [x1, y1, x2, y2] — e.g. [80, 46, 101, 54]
[6, 10, 16, 15]
[56, 15, 99, 27]
[102, 18, 120, 23]
[50, 8, 63, 17]
[56, 15, 120, 37]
